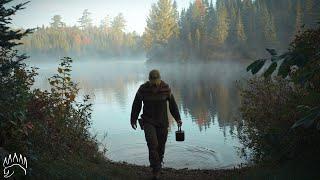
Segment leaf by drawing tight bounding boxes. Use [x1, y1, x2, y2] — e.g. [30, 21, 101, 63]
[246, 61, 258, 72]
[291, 107, 320, 129]
[263, 62, 277, 78]
[277, 57, 292, 77]
[252, 59, 266, 74]
[297, 105, 311, 112]
[247, 59, 266, 74]
[279, 52, 290, 59]
[58, 68, 63, 73]
[292, 53, 308, 67]
[298, 70, 315, 85]
[266, 48, 277, 56]
[69, 94, 76, 101]
[9, 120, 17, 126]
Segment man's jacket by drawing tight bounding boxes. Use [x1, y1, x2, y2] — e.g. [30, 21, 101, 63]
[130, 80, 181, 128]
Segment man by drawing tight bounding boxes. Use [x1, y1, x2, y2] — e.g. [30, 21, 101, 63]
[130, 69, 182, 179]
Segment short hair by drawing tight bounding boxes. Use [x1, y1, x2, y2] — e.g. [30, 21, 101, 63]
[149, 69, 161, 80]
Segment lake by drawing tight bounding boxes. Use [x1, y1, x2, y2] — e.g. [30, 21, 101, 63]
[30, 58, 248, 169]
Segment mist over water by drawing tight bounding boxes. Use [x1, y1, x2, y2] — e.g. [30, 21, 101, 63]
[31, 58, 249, 169]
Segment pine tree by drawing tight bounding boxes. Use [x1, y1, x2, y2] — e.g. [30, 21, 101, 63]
[241, 0, 254, 44]
[258, 0, 277, 45]
[305, 0, 319, 27]
[295, 0, 303, 35]
[100, 15, 110, 33]
[50, 15, 66, 29]
[226, 0, 238, 43]
[215, 0, 230, 44]
[0, 0, 35, 149]
[236, 10, 247, 42]
[144, 0, 179, 48]
[195, 28, 201, 50]
[195, 0, 206, 18]
[78, 9, 93, 29]
[111, 13, 126, 33]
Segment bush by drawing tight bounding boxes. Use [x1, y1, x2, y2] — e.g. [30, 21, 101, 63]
[0, 1, 106, 173]
[240, 23, 320, 163]
[238, 77, 320, 162]
[27, 57, 106, 161]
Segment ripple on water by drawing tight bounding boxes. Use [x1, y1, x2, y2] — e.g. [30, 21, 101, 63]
[108, 141, 228, 169]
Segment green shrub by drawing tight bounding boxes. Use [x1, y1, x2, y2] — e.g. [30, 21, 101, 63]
[238, 77, 320, 162]
[240, 23, 320, 163]
[0, 0, 106, 169]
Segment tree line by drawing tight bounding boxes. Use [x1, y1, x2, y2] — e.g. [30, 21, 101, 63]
[20, 10, 144, 58]
[144, 0, 320, 62]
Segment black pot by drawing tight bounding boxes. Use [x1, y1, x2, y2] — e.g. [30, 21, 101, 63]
[175, 126, 185, 142]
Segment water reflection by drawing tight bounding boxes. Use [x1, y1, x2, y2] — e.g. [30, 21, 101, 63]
[147, 62, 244, 134]
[31, 59, 247, 169]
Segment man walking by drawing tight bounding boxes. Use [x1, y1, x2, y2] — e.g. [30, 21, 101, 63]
[130, 69, 182, 179]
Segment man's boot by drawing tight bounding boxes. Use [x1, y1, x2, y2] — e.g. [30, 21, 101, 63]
[152, 168, 161, 180]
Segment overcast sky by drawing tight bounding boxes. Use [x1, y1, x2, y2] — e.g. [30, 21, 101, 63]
[11, 0, 216, 34]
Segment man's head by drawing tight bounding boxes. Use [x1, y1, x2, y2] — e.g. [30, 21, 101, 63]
[149, 69, 161, 86]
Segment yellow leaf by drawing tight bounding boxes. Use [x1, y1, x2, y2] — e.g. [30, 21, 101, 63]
[70, 94, 75, 101]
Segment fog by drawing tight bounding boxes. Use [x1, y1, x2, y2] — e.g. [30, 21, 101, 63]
[30, 58, 249, 169]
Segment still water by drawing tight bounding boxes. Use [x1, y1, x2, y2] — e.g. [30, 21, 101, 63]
[31, 59, 248, 169]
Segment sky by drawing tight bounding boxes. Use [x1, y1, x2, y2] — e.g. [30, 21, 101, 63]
[11, 0, 214, 34]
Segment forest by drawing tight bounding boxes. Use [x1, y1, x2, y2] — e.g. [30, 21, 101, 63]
[20, 0, 320, 61]
[20, 10, 144, 58]
[144, 0, 320, 61]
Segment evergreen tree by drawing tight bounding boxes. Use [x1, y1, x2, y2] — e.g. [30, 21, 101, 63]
[100, 15, 111, 33]
[0, 0, 35, 150]
[78, 9, 93, 29]
[236, 10, 247, 42]
[215, 0, 230, 44]
[142, 0, 181, 60]
[111, 13, 126, 33]
[295, 0, 303, 35]
[144, 0, 179, 48]
[258, 0, 277, 45]
[50, 15, 66, 29]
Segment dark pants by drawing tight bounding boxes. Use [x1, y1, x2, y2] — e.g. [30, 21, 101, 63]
[143, 122, 168, 172]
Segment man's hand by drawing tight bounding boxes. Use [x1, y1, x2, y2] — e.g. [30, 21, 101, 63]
[131, 122, 137, 130]
[176, 120, 182, 127]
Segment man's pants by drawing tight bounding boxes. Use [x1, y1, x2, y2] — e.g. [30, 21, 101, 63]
[143, 122, 168, 172]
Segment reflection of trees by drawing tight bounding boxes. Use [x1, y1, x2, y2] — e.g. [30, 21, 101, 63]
[157, 62, 244, 136]
[35, 61, 245, 136]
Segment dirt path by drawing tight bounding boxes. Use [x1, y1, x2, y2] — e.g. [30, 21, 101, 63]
[106, 161, 245, 180]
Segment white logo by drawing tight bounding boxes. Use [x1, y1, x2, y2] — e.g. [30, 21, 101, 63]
[3, 153, 27, 178]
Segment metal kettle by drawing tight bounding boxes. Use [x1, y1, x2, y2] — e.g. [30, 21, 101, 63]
[175, 126, 185, 142]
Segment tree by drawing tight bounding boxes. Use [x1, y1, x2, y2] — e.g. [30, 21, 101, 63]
[195, 28, 201, 50]
[258, 0, 277, 45]
[100, 15, 111, 32]
[215, 0, 230, 44]
[144, 0, 180, 48]
[50, 15, 66, 28]
[111, 13, 126, 33]
[236, 10, 247, 42]
[0, 0, 35, 150]
[295, 0, 303, 35]
[78, 9, 93, 29]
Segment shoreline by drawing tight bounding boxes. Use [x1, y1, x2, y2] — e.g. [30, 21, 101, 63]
[31, 154, 320, 179]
